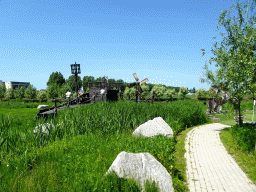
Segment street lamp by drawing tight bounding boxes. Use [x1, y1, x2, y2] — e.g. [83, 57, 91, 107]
[70, 62, 81, 104]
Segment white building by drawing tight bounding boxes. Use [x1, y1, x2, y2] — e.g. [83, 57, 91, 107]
[187, 92, 196, 95]
[0, 80, 30, 90]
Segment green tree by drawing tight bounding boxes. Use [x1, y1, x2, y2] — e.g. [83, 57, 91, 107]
[46, 83, 59, 99]
[47, 72, 66, 88]
[178, 86, 189, 100]
[36, 91, 47, 102]
[58, 83, 72, 99]
[13, 87, 19, 99]
[82, 76, 95, 93]
[140, 83, 150, 100]
[123, 86, 136, 100]
[165, 88, 176, 101]
[174, 87, 180, 93]
[93, 76, 108, 87]
[4, 88, 15, 101]
[105, 78, 116, 90]
[245, 81, 256, 99]
[116, 79, 126, 93]
[13, 86, 26, 100]
[24, 85, 37, 101]
[150, 84, 166, 98]
[200, 1, 256, 126]
[65, 75, 83, 94]
[196, 88, 207, 100]
[242, 0, 256, 25]
[0, 85, 7, 101]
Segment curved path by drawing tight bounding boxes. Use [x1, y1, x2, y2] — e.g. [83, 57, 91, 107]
[184, 123, 256, 192]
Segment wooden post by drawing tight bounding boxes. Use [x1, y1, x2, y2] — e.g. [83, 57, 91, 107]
[152, 91, 155, 103]
[120, 92, 123, 100]
[136, 90, 140, 104]
[53, 98, 57, 116]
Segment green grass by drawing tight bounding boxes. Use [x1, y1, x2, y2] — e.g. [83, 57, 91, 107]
[0, 95, 256, 191]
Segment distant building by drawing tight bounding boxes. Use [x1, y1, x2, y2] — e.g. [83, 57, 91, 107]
[40, 89, 47, 92]
[0, 80, 30, 90]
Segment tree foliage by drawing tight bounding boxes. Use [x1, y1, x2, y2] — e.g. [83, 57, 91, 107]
[65, 75, 82, 93]
[174, 87, 180, 93]
[12, 86, 26, 100]
[58, 83, 72, 99]
[47, 72, 66, 88]
[188, 87, 196, 93]
[178, 86, 189, 100]
[150, 84, 166, 98]
[195, 88, 207, 99]
[123, 86, 136, 100]
[82, 76, 95, 92]
[36, 91, 47, 102]
[4, 88, 15, 101]
[165, 88, 176, 101]
[140, 84, 150, 99]
[200, 1, 256, 126]
[24, 85, 37, 100]
[46, 83, 59, 99]
[0, 85, 6, 101]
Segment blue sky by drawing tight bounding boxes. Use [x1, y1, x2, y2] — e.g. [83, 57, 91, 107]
[0, 0, 253, 92]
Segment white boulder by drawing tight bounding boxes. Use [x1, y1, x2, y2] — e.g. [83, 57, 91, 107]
[104, 117, 174, 192]
[104, 151, 174, 192]
[132, 117, 173, 138]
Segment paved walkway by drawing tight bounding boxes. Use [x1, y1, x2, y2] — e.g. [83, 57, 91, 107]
[184, 123, 256, 192]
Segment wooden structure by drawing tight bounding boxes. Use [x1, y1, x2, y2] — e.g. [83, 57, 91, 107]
[36, 93, 92, 121]
[36, 76, 170, 121]
[127, 73, 149, 104]
[36, 76, 122, 121]
[88, 76, 122, 103]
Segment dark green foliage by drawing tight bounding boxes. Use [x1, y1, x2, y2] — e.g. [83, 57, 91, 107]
[65, 75, 83, 93]
[82, 75, 95, 92]
[230, 124, 256, 152]
[47, 72, 66, 88]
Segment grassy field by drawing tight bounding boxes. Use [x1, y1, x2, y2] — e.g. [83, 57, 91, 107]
[0, 94, 256, 191]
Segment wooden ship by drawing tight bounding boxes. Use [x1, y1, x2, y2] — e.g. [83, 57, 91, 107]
[36, 76, 122, 121]
[88, 76, 122, 103]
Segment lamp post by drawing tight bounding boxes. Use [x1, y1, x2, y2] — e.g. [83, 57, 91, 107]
[70, 62, 81, 104]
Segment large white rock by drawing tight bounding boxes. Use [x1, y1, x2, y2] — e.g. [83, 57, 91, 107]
[37, 105, 49, 109]
[103, 117, 174, 192]
[132, 117, 173, 138]
[104, 151, 174, 192]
